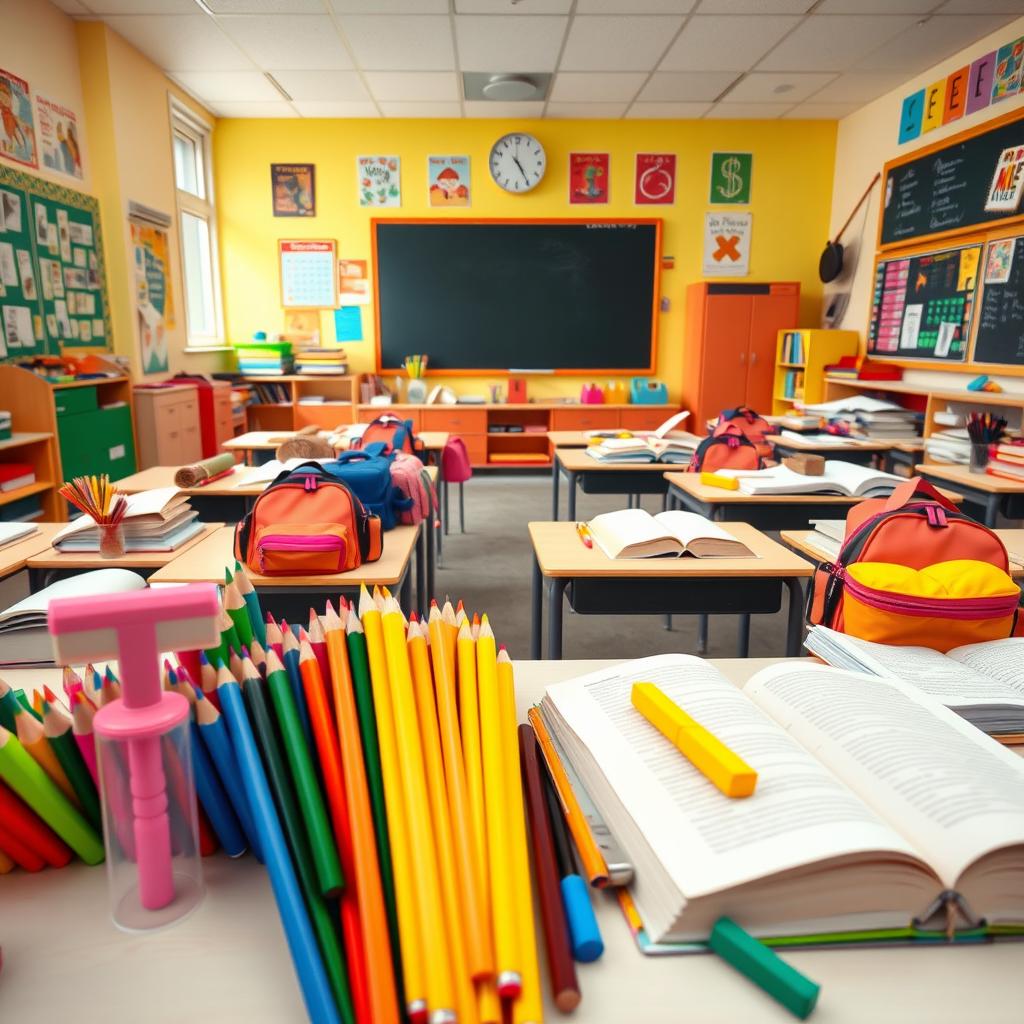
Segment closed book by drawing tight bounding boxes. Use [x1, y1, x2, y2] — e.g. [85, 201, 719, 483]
[0, 463, 35, 492]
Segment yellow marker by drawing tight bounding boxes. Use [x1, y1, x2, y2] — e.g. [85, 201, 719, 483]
[631, 683, 757, 798]
[700, 471, 739, 490]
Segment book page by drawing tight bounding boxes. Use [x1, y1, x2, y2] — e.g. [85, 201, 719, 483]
[653, 410, 691, 438]
[653, 510, 731, 546]
[588, 509, 668, 558]
[543, 656, 920, 903]
[745, 664, 1024, 887]
[948, 638, 1024, 690]
[822, 460, 899, 495]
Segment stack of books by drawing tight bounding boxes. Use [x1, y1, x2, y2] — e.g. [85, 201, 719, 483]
[780, 369, 804, 400]
[294, 347, 348, 374]
[801, 395, 920, 440]
[780, 331, 804, 363]
[924, 429, 971, 465]
[249, 381, 291, 404]
[586, 435, 698, 465]
[0, 411, 11, 441]
[0, 462, 36, 493]
[987, 440, 1024, 481]
[52, 487, 203, 552]
[234, 340, 293, 376]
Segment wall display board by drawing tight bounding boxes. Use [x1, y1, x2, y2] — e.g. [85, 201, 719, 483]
[279, 238, 337, 309]
[867, 243, 981, 362]
[975, 234, 1024, 367]
[0, 163, 110, 358]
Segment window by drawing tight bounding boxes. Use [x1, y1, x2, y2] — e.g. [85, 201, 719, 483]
[171, 99, 222, 347]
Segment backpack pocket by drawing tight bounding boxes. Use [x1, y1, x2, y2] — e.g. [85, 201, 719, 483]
[254, 523, 352, 575]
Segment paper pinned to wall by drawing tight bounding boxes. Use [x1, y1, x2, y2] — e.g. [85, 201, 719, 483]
[334, 306, 363, 342]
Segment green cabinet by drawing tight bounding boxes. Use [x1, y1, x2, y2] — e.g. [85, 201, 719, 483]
[58, 405, 136, 483]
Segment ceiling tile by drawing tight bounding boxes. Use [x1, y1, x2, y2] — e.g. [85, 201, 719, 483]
[758, 14, 919, 72]
[576, 1, 695, 11]
[659, 15, 801, 72]
[171, 70, 280, 102]
[293, 100, 380, 116]
[463, 100, 546, 117]
[810, 70, 910, 102]
[331, 0, 447, 11]
[724, 71, 836, 103]
[210, 101, 298, 117]
[625, 100, 711, 117]
[340, 15, 454, 71]
[938, 0, 1024, 11]
[856, 14, 1017, 71]
[705, 101, 793, 118]
[816, 0, 939, 11]
[86, 1, 197, 12]
[379, 101, 464, 117]
[363, 71, 460, 101]
[697, 0, 814, 11]
[639, 71, 740, 102]
[546, 102, 629, 117]
[456, 0, 572, 11]
[549, 72, 647, 102]
[270, 69, 369, 101]
[560, 15, 685, 71]
[203, 1, 326, 11]
[782, 101, 860, 118]
[455, 16, 568, 72]
[105, 15, 253, 71]
[217, 16, 353, 70]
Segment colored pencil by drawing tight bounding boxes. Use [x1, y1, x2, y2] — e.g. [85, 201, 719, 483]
[359, 586, 426, 1023]
[217, 677, 341, 1024]
[323, 603, 400, 1024]
[70, 694, 99, 787]
[0, 726, 103, 864]
[0, 778, 72, 867]
[233, 562, 267, 647]
[0, 821, 46, 871]
[14, 689, 40, 720]
[14, 706, 78, 807]
[307, 612, 332, 701]
[299, 632, 372, 1024]
[228, 647, 244, 684]
[42, 700, 101, 831]
[249, 638, 268, 677]
[0, 677, 21, 732]
[519, 723, 579, 1011]
[282, 627, 315, 748]
[265, 612, 284, 660]
[0, 847, 14, 873]
[61, 666, 84, 706]
[224, 580, 255, 651]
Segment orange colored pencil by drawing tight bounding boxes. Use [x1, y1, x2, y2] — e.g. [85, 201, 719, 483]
[14, 708, 79, 807]
[298, 631, 371, 1024]
[323, 600, 400, 1024]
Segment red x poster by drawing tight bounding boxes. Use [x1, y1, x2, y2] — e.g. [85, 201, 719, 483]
[634, 153, 675, 205]
[703, 211, 751, 276]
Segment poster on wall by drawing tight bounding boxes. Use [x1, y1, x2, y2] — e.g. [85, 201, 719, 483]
[985, 145, 1024, 213]
[37, 97, 82, 179]
[702, 211, 752, 277]
[338, 258, 370, 305]
[358, 156, 401, 207]
[992, 37, 1024, 103]
[280, 239, 337, 308]
[271, 163, 315, 217]
[0, 69, 38, 169]
[569, 152, 609, 204]
[428, 156, 470, 207]
[709, 152, 752, 204]
[634, 154, 675, 205]
[131, 221, 174, 374]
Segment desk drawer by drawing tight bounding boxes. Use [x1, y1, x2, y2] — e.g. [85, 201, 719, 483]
[620, 408, 677, 431]
[422, 409, 486, 433]
[550, 409, 615, 431]
[462, 435, 487, 465]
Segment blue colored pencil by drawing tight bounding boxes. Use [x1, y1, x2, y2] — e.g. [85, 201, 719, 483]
[217, 677, 340, 1024]
[189, 716, 247, 857]
[195, 682, 263, 862]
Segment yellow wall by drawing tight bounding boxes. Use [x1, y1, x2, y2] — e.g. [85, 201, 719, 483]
[215, 117, 837, 403]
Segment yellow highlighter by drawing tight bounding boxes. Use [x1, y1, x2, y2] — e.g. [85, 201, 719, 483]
[631, 683, 757, 798]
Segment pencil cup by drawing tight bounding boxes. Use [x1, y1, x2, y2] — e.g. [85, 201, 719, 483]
[99, 522, 126, 558]
[94, 692, 204, 932]
[970, 443, 990, 474]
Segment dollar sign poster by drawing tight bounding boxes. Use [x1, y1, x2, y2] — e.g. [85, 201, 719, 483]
[709, 152, 752, 204]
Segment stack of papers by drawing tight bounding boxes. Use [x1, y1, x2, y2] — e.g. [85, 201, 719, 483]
[924, 429, 971, 465]
[53, 487, 203, 551]
[800, 396, 921, 440]
[720, 461, 903, 496]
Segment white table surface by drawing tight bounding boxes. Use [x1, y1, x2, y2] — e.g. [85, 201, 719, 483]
[1, 658, 1021, 1023]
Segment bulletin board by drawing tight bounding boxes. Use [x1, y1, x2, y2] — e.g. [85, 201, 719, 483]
[0, 163, 111, 359]
[974, 233, 1024, 368]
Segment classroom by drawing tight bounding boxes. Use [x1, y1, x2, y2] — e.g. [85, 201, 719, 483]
[1, 2, 1024, 1022]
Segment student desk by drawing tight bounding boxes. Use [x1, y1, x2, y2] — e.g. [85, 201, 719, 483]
[547, 430, 703, 450]
[552, 448, 682, 520]
[884, 440, 924, 475]
[24, 522, 223, 591]
[529, 521, 812, 660]
[0, 524, 64, 583]
[7, 654, 1018, 1024]
[224, 429, 450, 463]
[150, 523, 421, 620]
[913, 463, 1024, 526]
[770, 434, 894, 467]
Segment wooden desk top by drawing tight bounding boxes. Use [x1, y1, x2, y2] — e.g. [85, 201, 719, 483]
[772, 434, 895, 453]
[115, 465, 270, 496]
[915, 462, 1024, 493]
[150, 524, 419, 588]
[0, 523, 65, 578]
[25, 523, 223, 570]
[224, 430, 449, 453]
[556, 447, 682, 473]
[529, 521, 813, 579]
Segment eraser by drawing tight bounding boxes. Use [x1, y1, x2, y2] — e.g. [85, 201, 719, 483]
[700, 471, 739, 490]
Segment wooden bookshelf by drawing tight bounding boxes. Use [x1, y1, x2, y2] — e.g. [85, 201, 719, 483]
[244, 374, 360, 432]
[772, 330, 859, 415]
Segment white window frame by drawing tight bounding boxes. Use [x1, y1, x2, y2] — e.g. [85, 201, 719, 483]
[169, 97, 225, 350]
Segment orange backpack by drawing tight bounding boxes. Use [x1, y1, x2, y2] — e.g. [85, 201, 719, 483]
[688, 424, 762, 473]
[713, 406, 776, 459]
[354, 415, 425, 457]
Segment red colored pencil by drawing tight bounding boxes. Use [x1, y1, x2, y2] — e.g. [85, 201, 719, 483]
[307, 611, 332, 701]
[265, 613, 284, 661]
[0, 779, 72, 867]
[0, 822, 46, 872]
[71, 693, 99, 786]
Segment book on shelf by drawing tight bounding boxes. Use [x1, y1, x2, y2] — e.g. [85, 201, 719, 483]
[0, 522, 39, 549]
[52, 488, 202, 551]
[804, 627, 1024, 735]
[0, 463, 36, 493]
[0, 411, 10, 441]
[538, 653, 1024, 948]
[0, 494, 44, 522]
[587, 509, 755, 560]
[720, 461, 902, 496]
[780, 331, 803, 364]
[586, 434, 699, 465]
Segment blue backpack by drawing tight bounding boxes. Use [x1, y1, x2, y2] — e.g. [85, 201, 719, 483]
[322, 442, 411, 531]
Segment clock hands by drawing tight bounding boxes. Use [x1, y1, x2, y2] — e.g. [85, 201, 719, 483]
[512, 155, 530, 187]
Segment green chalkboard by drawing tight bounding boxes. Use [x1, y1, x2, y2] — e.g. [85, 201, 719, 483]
[974, 235, 1024, 367]
[0, 163, 111, 359]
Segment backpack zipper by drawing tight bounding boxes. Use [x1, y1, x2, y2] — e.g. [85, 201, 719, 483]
[840, 569, 1019, 620]
[258, 533, 345, 572]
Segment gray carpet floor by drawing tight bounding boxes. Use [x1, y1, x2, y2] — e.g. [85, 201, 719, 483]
[432, 473, 801, 662]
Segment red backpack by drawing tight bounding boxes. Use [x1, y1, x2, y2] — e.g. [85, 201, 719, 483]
[688, 424, 762, 473]
[234, 462, 382, 576]
[354, 415, 424, 457]
[714, 406, 776, 459]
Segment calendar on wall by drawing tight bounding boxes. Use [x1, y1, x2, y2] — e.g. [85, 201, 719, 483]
[279, 238, 337, 309]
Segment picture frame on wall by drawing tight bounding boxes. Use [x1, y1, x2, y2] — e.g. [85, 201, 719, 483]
[271, 163, 316, 217]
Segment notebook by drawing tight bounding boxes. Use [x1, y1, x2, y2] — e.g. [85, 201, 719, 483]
[539, 654, 1024, 947]
[0, 522, 39, 550]
[587, 510, 754, 560]
[721, 461, 902, 497]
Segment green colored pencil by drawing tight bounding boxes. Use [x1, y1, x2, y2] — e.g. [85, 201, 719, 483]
[43, 701, 102, 831]
[234, 564, 267, 647]
[264, 649, 344, 898]
[0, 678, 22, 732]
[15, 690, 41, 721]
[225, 580, 255, 650]
[241, 668, 354, 1023]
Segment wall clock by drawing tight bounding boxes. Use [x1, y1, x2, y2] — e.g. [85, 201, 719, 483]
[489, 133, 546, 194]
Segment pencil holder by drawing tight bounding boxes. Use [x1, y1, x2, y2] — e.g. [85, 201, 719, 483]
[970, 443, 990, 474]
[99, 522, 126, 558]
[94, 694, 204, 932]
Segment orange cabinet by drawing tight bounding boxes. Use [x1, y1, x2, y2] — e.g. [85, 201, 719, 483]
[358, 407, 422, 431]
[550, 408, 614, 431]
[421, 408, 487, 433]
[683, 282, 799, 427]
[619, 408, 675, 431]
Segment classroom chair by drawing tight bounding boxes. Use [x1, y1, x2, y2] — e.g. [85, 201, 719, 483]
[442, 437, 473, 534]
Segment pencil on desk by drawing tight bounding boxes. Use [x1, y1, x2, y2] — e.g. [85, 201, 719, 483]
[14, 706, 78, 807]
[0, 821, 45, 872]
[283, 626, 314, 747]
[224, 580, 254, 651]
[0, 678, 21, 732]
[308, 609, 332, 691]
[249, 638, 268, 678]
[0, 846, 14, 874]
[265, 612, 283, 660]
[0, 778, 72, 868]
[233, 565, 267, 647]
[42, 699, 101, 831]
[70, 693, 99, 787]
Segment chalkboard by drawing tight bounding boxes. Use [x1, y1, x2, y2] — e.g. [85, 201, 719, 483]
[975, 235, 1024, 366]
[373, 220, 659, 372]
[867, 242, 981, 362]
[881, 110, 1024, 245]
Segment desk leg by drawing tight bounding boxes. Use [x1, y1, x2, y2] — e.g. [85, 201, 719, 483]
[551, 458, 560, 520]
[567, 471, 578, 522]
[427, 509, 437, 604]
[443, 475, 450, 536]
[399, 566, 412, 616]
[697, 614, 708, 656]
[985, 493, 1001, 528]
[784, 578, 804, 657]
[531, 553, 543, 659]
[546, 577, 568, 661]
[737, 614, 751, 658]
[436, 478, 444, 561]
[416, 522, 427, 615]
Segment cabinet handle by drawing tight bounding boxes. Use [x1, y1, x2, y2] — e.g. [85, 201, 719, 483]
[750, 352, 758, 365]
[739, 352, 746, 364]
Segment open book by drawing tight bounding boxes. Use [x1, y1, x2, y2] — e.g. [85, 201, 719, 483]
[587, 510, 754, 559]
[540, 654, 1024, 946]
[52, 487, 201, 551]
[721, 460, 902, 496]
[586, 434, 700, 465]
[804, 627, 1024, 735]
